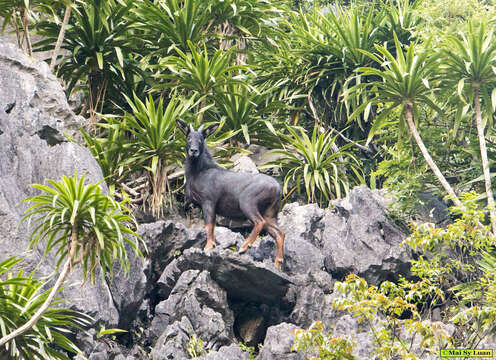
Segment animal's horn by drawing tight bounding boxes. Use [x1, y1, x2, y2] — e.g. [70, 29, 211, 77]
[189, 123, 195, 133]
[198, 124, 204, 133]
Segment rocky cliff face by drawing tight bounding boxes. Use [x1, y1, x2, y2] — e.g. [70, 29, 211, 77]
[0, 37, 414, 359]
[73, 184, 410, 359]
[117, 186, 411, 360]
[0, 38, 119, 324]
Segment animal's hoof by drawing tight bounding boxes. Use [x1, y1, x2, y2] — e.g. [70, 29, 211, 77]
[238, 245, 249, 254]
[274, 259, 283, 271]
[204, 244, 215, 252]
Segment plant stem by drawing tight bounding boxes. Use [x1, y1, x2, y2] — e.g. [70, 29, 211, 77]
[13, 9, 22, 49]
[474, 87, 496, 236]
[405, 104, 463, 208]
[0, 229, 78, 347]
[22, 8, 32, 56]
[50, 4, 72, 72]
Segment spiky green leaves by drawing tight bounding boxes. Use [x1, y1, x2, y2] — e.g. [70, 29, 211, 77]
[0, 257, 89, 359]
[345, 33, 441, 145]
[262, 126, 363, 206]
[21, 173, 142, 284]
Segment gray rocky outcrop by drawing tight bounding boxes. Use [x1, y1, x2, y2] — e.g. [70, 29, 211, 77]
[198, 344, 250, 360]
[231, 154, 259, 174]
[256, 322, 303, 360]
[250, 186, 411, 285]
[112, 186, 411, 359]
[322, 186, 411, 284]
[157, 247, 293, 305]
[150, 270, 234, 353]
[0, 38, 119, 324]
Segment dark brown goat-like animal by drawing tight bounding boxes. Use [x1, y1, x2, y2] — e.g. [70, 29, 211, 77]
[177, 120, 285, 269]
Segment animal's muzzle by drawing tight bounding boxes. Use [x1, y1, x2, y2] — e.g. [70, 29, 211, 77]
[189, 148, 199, 157]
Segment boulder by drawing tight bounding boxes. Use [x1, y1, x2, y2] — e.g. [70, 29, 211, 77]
[137, 220, 204, 289]
[289, 270, 335, 329]
[150, 270, 234, 355]
[0, 38, 118, 324]
[232, 154, 259, 174]
[249, 186, 410, 285]
[415, 190, 451, 225]
[322, 186, 411, 285]
[275, 203, 326, 274]
[256, 322, 304, 360]
[199, 344, 250, 360]
[157, 247, 293, 305]
[150, 316, 192, 360]
[331, 314, 375, 359]
[108, 241, 148, 329]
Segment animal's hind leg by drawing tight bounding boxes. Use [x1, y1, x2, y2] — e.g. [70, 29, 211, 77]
[263, 198, 285, 269]
[204, 223, 215, 250]
[264, 218, 285, 269]
[238, 201, 266, 254]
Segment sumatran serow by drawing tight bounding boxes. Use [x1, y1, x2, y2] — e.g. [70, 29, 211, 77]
[177, 120, 285, 269]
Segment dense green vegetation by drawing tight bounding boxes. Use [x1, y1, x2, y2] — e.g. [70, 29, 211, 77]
[5, 0, 496, 215]
[3, 0, 496, 358]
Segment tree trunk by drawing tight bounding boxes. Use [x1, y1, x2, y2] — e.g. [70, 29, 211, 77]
[474, 87, 496, 235]
[405, 103, 463, 208]
[50, 4, 72, 72]
[0, 230, 78, 347]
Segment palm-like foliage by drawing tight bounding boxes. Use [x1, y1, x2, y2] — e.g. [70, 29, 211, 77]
[262, 126, 363, 206]
[345, 34, 464, 207]
[208, 0, 283, 64]
[0, 257, 89, 359]
[376, 0, 421, 48]
[213, 83, 281, 145]
[208, 0, 280, 38]
[156, 41, 247, 97]
[0, 173, 142, 347]
[0, 0, 42, 55]
[132, 0, 210, 56]
[253, 4, 384, 137]
[122, 93, 196, 217]
[81, 122, 134, 186]
[441, 20, 496, 234]
[35, 0, 139, 118]
[23, 173, 141, 280]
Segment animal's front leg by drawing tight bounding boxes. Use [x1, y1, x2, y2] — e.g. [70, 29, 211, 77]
[202, 201, 216, 250]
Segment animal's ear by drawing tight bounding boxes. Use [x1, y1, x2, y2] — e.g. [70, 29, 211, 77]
[201, 123, 220, 138]
[176, 119, 191, 136]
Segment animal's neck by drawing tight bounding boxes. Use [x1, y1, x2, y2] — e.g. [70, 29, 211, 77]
[185, 145, 219, 179]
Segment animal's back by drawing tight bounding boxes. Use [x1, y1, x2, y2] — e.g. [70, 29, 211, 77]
[201, 168, 282, 220]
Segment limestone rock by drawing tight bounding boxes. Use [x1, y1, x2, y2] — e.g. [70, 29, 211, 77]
[232, 154, 259, 174]
[0, 38, 118, 324]
[157, 247, 293, 306]
[151, 270, 234, 358]
[322, 185, 411, 285]
[256, 322, 304, 360]
[199, 344, 250, 360]
[249, 186, 410, 284]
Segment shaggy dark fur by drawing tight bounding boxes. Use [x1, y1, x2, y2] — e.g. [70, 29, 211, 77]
[177, 120, 285, 268]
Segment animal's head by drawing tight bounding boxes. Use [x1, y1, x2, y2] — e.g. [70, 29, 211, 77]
[176, 120, 219, 160]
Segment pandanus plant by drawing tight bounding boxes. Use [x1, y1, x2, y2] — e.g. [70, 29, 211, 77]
[262, 125, 363, 206]
[0, 173, 142, 348]
[0, 257, 89, 359]
[346, 33, 464, 208]
[441, 20, 496, 235]
[121, 93, 196, 217]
